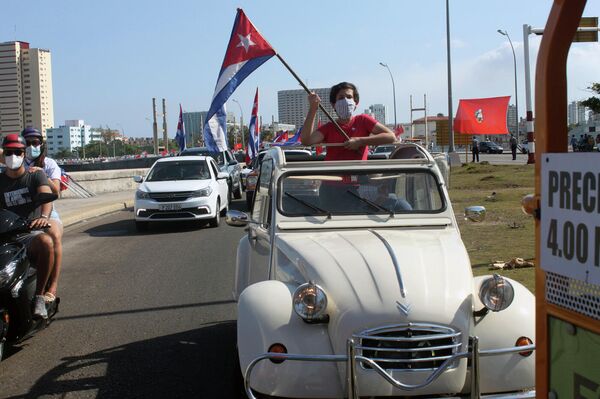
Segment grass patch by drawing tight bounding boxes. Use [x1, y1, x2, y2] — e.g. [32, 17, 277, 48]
[449, 163, 536, 293]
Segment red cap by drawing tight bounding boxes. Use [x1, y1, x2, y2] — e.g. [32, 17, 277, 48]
[2, 134, 26, 149]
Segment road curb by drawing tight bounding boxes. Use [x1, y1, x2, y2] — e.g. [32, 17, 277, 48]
[61, 200, 134, 227]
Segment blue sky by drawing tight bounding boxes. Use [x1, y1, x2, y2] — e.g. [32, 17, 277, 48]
[3, 1, 600, 137]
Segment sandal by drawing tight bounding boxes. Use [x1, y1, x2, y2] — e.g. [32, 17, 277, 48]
[44, 292, 56, 303]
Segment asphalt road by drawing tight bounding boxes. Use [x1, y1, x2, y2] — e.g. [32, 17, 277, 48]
[0, 200, 248, 399]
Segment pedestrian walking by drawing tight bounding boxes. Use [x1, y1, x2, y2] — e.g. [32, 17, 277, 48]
[510, 134, 518, 160]
[471, 136, 479, 163]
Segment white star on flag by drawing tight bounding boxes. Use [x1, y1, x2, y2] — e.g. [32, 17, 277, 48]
[236, 33, 255, 53]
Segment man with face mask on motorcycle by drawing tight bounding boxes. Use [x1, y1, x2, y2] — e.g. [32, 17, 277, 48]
[22, 127, 63, 304]
[301, 81, 395, 160]
[0, 134, 54, 319]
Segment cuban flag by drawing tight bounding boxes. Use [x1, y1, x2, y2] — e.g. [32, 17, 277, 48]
[203, 9, 276, 152]
[175, 104, 186, 151]
[281, 128, 301, 146]
[246, 88, 260, 161]
[272, 130, 287, 144]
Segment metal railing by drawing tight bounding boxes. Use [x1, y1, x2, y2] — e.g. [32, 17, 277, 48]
[243, 336, 536, 399]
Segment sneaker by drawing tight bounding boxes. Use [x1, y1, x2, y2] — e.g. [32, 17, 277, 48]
[33, 295, 48, 319]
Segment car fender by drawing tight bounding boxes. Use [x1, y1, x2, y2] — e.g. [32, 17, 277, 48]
[233, 235, 251, 300]
[237, 280, 342, 397]
[472, 275, 536, 393]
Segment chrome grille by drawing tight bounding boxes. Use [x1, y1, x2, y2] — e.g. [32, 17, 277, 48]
[148, 192, 194, 202]
[355, 323, 462, 371]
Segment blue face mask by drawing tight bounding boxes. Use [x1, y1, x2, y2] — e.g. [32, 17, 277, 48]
[26, 145, 41, 160]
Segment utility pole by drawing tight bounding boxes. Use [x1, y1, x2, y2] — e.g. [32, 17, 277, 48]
[152, 98, 158, 155]
[162, 98, 168, 153]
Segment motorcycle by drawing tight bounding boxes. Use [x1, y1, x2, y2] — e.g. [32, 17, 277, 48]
[0, 192, 59, 361]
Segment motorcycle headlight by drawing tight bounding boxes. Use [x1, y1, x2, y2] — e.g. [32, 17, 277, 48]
[136, 190, 150, 199]
[0, 260, 18, 286]
[479, 274, 514, 312]
[293, 281, 328, 322]
[191, 187, 213, 197]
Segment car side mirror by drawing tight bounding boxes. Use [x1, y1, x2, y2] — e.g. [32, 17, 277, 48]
[133, 175, 143, 183]
[217, 172, 229, 180]
[465, 206, 486, 222]
[226, 210, 250, 227]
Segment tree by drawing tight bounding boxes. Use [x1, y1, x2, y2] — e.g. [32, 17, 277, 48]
[581, 83, 600, 114]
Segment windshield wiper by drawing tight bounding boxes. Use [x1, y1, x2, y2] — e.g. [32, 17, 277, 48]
[346, 190, 394, 218]
[284, 192, 331, 219]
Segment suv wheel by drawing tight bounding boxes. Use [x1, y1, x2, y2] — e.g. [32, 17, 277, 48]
[233, 179, 242, 199]
[209, 200, 221, 228]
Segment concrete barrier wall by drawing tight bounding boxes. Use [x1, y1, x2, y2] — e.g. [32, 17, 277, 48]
[62, 168, 149, 198]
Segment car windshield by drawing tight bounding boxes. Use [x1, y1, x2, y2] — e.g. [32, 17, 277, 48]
[279, 169, 444, 216]
[183, 149, 225, 165]
[374, 146, 395, 153]
[146, 161, 210, 181]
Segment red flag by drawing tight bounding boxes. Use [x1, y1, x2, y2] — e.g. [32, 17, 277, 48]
[454, 96, 510, 135]
[394, 125, 404, 137]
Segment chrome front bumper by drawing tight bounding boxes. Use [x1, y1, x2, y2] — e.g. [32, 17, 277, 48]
[243, 336, 535, 399]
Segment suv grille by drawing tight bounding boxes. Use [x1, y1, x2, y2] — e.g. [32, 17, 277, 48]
[148, 192, 194, 202]
[355, 323, 462, 371]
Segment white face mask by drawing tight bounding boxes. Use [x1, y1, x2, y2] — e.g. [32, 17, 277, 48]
[5, 154, 24, 170]
[26, 145, 42, 160]
[334, 98, 356, 120]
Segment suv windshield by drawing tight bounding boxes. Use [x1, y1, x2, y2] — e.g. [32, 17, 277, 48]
[279, 170, 444, 216]
[182, 149, 225, 165]
[146, 161, 210, 181]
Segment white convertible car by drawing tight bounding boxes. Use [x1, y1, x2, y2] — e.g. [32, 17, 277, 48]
[227, 145, 535, 398]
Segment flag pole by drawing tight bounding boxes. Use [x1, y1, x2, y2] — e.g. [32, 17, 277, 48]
[275, 54, 350, 141]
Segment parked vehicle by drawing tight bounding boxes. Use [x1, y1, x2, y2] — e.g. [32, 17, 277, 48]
[244, 149, 312, 210]
[519, 140, 529, 154]
[0, 193, 60, 361]
[133, 156, 229, 230]
[180, 147, 243, 199]
[478, 141, 504, 154]
[372, 144, 397, 158]
[226, 145, 535, 398]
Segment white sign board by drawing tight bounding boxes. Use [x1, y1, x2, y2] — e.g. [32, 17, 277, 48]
[541, 153, 600, 284]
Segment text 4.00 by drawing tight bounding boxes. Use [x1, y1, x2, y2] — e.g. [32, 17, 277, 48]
[547, 219, 600, 266]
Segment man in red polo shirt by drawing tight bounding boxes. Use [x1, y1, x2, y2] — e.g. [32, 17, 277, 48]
[301, 82, 395, 160]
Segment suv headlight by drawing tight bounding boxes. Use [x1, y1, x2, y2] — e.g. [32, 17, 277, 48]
[293, 281, 328, 322]
[479, 274, 514, 312]
[0, 260, 18, 286]
[136, 190, 150, 199]
[191, 187, 213, 197]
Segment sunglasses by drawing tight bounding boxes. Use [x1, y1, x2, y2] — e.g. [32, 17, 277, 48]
[26, 139, 41, 146]
[4, 149, 24, 156]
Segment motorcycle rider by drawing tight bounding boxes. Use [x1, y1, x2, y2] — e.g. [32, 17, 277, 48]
[0, 134, 54, 319]
[21, 127, 63, 303]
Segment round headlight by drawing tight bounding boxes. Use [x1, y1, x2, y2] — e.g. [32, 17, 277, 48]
[479, 274, 514, 312]
[292, 282, 327, 321]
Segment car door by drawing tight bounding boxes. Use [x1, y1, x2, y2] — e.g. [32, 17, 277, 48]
[209, 159, 228, 207]
[247, 159, 274, 285]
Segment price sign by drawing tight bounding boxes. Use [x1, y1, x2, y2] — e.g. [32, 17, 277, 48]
[541, 154, 600, 284]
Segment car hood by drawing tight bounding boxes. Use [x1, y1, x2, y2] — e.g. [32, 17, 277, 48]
[274, 228, 473, 354]
[139, 180, 211, 192]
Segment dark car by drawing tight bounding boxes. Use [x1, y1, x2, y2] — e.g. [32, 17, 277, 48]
[180, 147, 242, 199]
[478, 141, 504, 154]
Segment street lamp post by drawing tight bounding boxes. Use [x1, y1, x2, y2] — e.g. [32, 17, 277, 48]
[497, 29, 520, 142]
[379, 62, 397, 129]
[232, 99, 245, 150]
[446, 0, 455, 154]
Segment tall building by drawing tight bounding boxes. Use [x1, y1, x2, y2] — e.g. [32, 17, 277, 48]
[0, 41, 54, 136]
[278, 88, 334, 128]
[46, 120, 93, 155]
[568, 101, 587, 125]
[507, 104, 518, 136]
[182, 112, 203, 147]
[367, 104, 387, 124]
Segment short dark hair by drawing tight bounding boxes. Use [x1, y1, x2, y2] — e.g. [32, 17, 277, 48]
[329, 82, 359, 105]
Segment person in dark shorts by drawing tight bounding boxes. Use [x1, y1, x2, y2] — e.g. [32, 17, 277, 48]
[0, 134, 54, 319]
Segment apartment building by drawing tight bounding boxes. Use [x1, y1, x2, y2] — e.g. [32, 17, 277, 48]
[278, 88, 334, 128]
[0, 41, 54, 136]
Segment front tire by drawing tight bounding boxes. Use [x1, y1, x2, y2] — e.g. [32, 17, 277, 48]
[233, 182, 242, 200]
[209, 200, 221, 228]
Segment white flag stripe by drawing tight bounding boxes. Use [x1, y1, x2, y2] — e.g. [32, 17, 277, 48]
[212, 61, 248, 101]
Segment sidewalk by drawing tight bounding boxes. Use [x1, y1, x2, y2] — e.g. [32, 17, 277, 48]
[54, 190, 136, 227]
